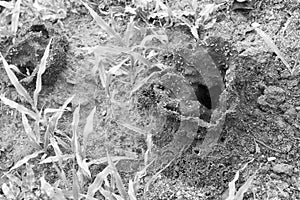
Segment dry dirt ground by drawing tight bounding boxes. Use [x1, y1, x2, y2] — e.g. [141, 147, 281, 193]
[0, 0, 300, 200]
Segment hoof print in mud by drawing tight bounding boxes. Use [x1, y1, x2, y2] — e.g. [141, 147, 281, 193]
[136, 36, 239, 198]
[4, 24, 69, 89]
[136, 43, 228, 169]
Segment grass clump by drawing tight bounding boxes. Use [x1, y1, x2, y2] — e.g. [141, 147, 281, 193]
[0, 34, 150, 199]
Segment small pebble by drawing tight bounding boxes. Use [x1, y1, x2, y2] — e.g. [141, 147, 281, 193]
[284, 107, 297, 118]
[287, 80, 299, 88]
[272, 163, 294, 174]
[267, 157, 276, 162]
[264, 86, 286, 104]
[295, 106, 300, 111]
[275, 117, 286, 128]
[280, 70, 291, 79]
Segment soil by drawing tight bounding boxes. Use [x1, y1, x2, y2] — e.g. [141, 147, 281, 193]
[0, 0, 300, 200]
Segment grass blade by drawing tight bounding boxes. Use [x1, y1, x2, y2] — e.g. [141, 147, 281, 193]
[23, 164, 35, 192]
[112, 193, 125, 200]
[44, 95, 74, 149]
[11, 0, 21, 35]
[82, 107, 96, 156]
[34, 113, 41, 143]
[39, 154, 73, 164]
[107, 152, 128, 199]
[34, 38, 52, 107]
[144, 132, 153, 165]
[252, 22, 292, 73]
[234, 170, 257, 200]
[0, 53, 33, 104]
[108, 57, 129, 76]
[0, 94, 37, 120]
[94, 45, 149, 69]
[81, 0, 125, 46]
[0, 1, 14, 9]
[130, 52, 151, 67]
[21, 113, 38, 145]
[226, 158, 254, 200]
[128, 179, 137, 200]
[40, 175, 67, 200]
[49, 137, 67, 183]
[117, 120, 147, 136]
[94, 45, 130, 57]
[97, 59, 107, 88]
[87, 156, 137, 166]
[54, 135, 71, 150]
[71, 106, 82, 199]
[72, 105, 91, 178]
[198, 3, 217, 23]
[40, 175, 55, 198]
[7, 150, 44, 173]
[44, 108, 70, 115]
[6, 174, 22, 187]
[99, 188, 115, 200]
[2, 182, 18, 199]
[137, 34, 168, 48]
[86, 166, 111, 199]
[72, 105, 80, 150]
[72, 169, 80, 200]
[123, 16, 135, 47]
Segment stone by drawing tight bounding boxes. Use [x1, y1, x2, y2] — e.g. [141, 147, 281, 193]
[264, 86, 286, 104]
[272, 163, 294, 174]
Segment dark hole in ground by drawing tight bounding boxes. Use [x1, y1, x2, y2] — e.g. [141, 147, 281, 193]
[195, 83, 212, 109]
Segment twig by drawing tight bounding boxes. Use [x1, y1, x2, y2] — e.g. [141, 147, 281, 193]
[254, 138, 282, 153]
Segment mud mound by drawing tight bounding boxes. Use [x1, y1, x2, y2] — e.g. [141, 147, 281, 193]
[3, 24, 69, 89]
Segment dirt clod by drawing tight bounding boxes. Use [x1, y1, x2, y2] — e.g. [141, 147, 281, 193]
[4, 24, 68, 90]
[272, 163, 294, 174]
